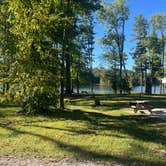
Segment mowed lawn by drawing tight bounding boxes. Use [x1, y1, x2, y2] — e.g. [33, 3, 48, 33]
[0, 94, 166, 166]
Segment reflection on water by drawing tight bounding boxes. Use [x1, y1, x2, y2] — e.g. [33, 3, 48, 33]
[74, 85, 165, 93]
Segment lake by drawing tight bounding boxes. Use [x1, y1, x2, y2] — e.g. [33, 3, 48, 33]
[74, 85, 165, 94]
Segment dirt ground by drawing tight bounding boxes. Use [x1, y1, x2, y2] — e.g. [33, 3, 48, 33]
[151, 108, 166, 121]
[0, 156, 119, 166]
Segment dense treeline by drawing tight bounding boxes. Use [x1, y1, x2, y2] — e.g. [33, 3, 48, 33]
[0, 0, 101, 112]
[0, 0, 165, 113]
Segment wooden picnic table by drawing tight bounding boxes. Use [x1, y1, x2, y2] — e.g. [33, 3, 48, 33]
[129, 100, 152, 114]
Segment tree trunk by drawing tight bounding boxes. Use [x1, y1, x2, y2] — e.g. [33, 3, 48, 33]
[119, 20, 125, 95]
[145, 63, 148, 94]
[162, 33, 165, 94]
[154, 81, 156, 94]
[64, 0, 72, 96]
[76, 71, 79, 94]
[60, 26, 66, 109]
[140, 64, 144, 94]
[162, 33, 165, 76]
[160, 81, 162, 94]
[60, 77, 64, 109]
[114, 74, 117, 95]
[119, 52, 123, 94]
[65, 51, 72, 95]
[150, 57, 153, 95]
[90, 59, 93, 93]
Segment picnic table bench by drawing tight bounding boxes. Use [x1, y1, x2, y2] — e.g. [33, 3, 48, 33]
[129, 100, 152, 114]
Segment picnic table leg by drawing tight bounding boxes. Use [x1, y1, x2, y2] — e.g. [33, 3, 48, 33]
[134, 108, 137, 113]
[148, 108, 152, 114]
[134, 104, 138, 113]
[145, 104, 152, 114]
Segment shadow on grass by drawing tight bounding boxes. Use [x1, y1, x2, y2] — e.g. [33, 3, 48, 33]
[0, 103, 19, 108]
[69, 94, 166, 101]
[2, 125, 166, 166]
[0, 102, 21, 117]
[1, 108, 165, 145]
[40, 109, 166, 145]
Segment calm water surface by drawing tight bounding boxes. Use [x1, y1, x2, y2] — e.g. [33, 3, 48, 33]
[74, 85, 165, 93]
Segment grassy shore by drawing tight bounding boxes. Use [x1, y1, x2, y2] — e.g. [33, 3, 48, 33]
[0, 94, 166, 165]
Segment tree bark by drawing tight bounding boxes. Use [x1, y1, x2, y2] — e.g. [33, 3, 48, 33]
[60, 27, 66, 109]
[119, 20, 125, 94]
[65, 0, 72, 96]
[140, 64, 144, 94]
[145, 62, 148, 94]
[65, 51, 72, 95]
[162, 33, 165, 94]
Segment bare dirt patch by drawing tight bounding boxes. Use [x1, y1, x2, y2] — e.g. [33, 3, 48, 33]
[0, 156, 118, 166]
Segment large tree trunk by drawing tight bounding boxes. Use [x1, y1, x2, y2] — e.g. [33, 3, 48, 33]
[64, 0, 72, 96]
[60, 76, 64, 109]
[65, 51, 72, 95]
[90, 56, 93, 93]
[119, 55, 123, 94]
[162, 33, 165, 76]
[119, 20, 125, 95]
[150, 57, 153, 95]
[162, 33, 165, 94]
[140, 64, 144, 94]
[114, 66, 117, 94]
[145, 63, 148, 94]
[76, 71, 79, 94]
[60, 26, 67, 109]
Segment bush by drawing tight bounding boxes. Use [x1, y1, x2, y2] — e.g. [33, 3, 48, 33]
[22, 91, 58, 114]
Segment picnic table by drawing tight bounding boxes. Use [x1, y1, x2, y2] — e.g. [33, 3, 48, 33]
[129, 100, 152, 114]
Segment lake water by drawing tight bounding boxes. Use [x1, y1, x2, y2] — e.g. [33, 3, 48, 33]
[74, 85, 165, 94]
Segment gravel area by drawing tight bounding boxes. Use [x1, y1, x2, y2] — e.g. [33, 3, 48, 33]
[151, 108, 166, 121]
[0, 156, 120, 166]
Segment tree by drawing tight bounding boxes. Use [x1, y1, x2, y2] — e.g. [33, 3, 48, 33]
[102, 47, 119, 94]
[71, 14, 95, 94]
[59, 0, 101, 107]
[132, 14, 149, 94]
[0, 1, 16, 94]
[149, 14, 166, 93]
[98, 0, 129, 94]
[147, 31, 162, 94]
[2, 0, 101, 111]
[7, 0, 62, 112]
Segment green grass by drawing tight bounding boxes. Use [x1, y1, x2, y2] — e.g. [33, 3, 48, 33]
[0, 94, 166, 166]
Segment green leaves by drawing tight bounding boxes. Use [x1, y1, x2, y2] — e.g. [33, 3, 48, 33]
[0, 0, 100, 111]
[98, 0, 130, 93]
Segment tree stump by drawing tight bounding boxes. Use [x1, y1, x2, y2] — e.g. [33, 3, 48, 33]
[94, 98, 100, 106]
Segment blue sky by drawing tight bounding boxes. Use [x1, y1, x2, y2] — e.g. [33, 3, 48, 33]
[93, 0, 166, 70]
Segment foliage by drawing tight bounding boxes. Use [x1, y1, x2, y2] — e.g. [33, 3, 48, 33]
[98, 0, 129, 94]
[0, 1, 16, 93]
[5, 0, 62, 112]
[0, 0, 101, 111]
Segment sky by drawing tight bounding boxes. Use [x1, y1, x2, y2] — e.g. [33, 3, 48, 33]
[93, 0, 166, 70]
